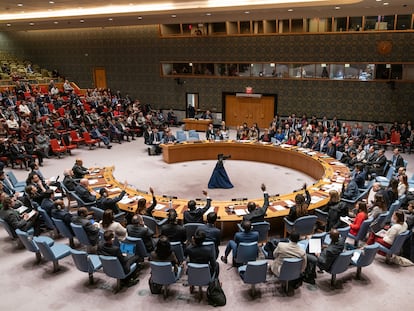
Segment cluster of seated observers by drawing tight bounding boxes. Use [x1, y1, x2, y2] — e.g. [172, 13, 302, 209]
[0, 82, 179, 167]
[1, 156, 413, 293]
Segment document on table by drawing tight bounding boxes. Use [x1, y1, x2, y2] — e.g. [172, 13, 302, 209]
[120, 196, 134, 204]
[235, 209, 248, 216]
[108, 187, 122, 192]
[308, 238, 322, 254]
[284, 199, 295, 207]
[88, 179, 99, 185]
[273, 205, 287, 211]
[154, 204, 166, 210]
[340, 216, 352, 225]
[204, 206, 216, 215]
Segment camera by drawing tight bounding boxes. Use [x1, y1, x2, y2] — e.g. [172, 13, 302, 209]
[217, 153, 231, 161]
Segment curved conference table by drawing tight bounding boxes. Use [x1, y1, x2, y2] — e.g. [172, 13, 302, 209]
[85, 141, 350, 237]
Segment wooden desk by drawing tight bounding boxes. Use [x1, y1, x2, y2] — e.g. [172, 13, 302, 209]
[87, 145, 349, 237]
[182, 118, 211, 131]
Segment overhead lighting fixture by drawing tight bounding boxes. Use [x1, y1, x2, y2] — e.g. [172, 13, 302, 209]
[383, 2, 389, 5]
[6, 23, 11, 27]
[376, 0, 382, 2]
[270, 63, 275, 67]
[53, 21, 58, 24]
[137, 16, 143, 20]
[49, 1, 55, 4]
[17, 3, 23, 7]
[171, 14, 177, 18]
[244, 11, 250, 14]
[108, 17, 113, 21]
[80, 19, 84, 23]
[29, 22, 34, 26]
[335, 6, 340, 10]
[206, 13, 212, 16]
[288, 9, 293, 12]
[345, 64, 350, 67]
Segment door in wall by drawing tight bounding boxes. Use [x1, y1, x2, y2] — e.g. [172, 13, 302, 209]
[93, 67, 107, 89]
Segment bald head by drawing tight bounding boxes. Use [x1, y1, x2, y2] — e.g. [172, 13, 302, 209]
[80, 178, 89, 187]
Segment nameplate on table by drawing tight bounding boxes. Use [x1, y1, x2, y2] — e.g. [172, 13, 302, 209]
[88, 179, 99, 185]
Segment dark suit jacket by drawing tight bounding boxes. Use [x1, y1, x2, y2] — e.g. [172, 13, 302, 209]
[75, 184, 96, 203]
[126, 224, 155, 252]
[186, 243, 217, 276]
[392, 154, 404, 170]
[40, 198, 56, 216]
[243, 193, 269, 223]
[0, 208, 30, 231]
[96, 190, 125, 214]
[197, 223, 221, 257]
[234, 230, 259, 245]
[72, 164, 88, 179]
[183, 198, 211, 224]
[342, 180, 359, 200]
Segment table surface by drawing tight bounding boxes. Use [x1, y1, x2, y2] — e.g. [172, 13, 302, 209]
[86, 142, 349, 226]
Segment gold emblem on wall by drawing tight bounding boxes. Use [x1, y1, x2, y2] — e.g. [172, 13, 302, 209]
[377, 41, 392, 55]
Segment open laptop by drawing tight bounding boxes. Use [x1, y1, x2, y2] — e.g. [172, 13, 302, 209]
[120, 242, 136, 256]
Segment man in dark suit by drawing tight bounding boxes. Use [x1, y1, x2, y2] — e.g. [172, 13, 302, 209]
[183, 190, 211, 224]
[341, 173, 359, 201]
[220, 220, 259, 265]
[391, 148, 405, 170]
[72, 158, 89, 179]
[40, 189, 65, 217]
[98, 230, 139, 287]
[71, 207, 100, 245]
[243, 183, 269, 223]
[186, 229, 218, 277]
[160, 209, 186, 244]
[369, 148, 387, 176]
[197, 212, 221, 258]
[75, 178, 96, 204]
[96, 185, 126, 215]
[62, 169, 78, 191]
[126, 215, 155, 252]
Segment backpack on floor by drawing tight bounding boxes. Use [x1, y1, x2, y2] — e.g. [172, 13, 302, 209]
[207, 279, 226, 307]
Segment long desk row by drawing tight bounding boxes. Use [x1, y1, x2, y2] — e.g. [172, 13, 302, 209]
[85, 141, 350, 236]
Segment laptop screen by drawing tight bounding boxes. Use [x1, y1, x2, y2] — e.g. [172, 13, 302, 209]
[120, 242, 136, 255]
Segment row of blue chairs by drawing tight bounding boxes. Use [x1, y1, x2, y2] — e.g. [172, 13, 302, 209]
[176, 130, 200, 142]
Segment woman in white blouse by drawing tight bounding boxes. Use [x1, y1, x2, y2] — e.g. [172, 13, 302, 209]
[100, 209, 127, 241]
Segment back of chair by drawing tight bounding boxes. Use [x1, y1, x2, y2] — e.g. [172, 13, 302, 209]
[389, 230, 411, 254]
[170, 241, 185, 264]
[5, 171, 18, 186]
[329, 250, 354, 274]
[99, 255, 127, 279]
[187, 263, 211, 286]
[251, 222, 270, 243]
[294, 215, 318, 236]
[235, 242, 258, 264]
[176, 130, 187, 142]
[52, 217, 74, 239]
[354, 217, 373, 241]
[278, 258, 303, 282]
[385, 200, 400, 224]
[71, 249, 91, 273]
[242, 260, 268, 284]
[15, 228, 38, 252]
[355, 243, 380, 267]
[184, 223, 204, 242]
[38, 207, 56, 230]
[0, 217, 17, 239]
[150, 261, 177, 285]
[90, 207, 104, 222]
[50, 139, 63, 150]
[70, 223, 92, 246]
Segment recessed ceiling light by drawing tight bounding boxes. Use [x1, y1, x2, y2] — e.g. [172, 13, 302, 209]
[335, 6, 340, 10]
[53, 21, 58, 24]
[206, 13, 212, 16]
[108, 18, 113, 21]
[80, 19, 84, 23]
[137, 16, 143, 20]
[29, 22, 34, 26]
[17, 3, 23, 7]
[383, 2, 389, 5]
[288, 9, 293, 12]
[49, 1, 55, 4]
[376, 0, 382, 2]
[244, 11, 250, 14]
[6, 23, 11, 27]
[171, 14, 177, 18]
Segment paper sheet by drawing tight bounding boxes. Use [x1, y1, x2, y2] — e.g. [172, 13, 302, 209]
[308, 238, 322, 254]
[235, 209, 248, 216]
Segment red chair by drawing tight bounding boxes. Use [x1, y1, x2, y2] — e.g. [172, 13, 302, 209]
[390, 131, 401, 149]
[70, 130, 84, 146]
[57, 107, 65, 117]
[82, 132, 99, 149]
[50, 139, 67, 158]
[61, 138, 77, 154]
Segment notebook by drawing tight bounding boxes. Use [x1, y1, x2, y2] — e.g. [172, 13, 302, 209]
[120, 242, 136, 255]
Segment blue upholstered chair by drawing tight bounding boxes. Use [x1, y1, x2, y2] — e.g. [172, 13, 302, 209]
[0, 217, 18, 240]
[142, 215, 167, 237]
[188, 130, 200, 141]
[150, 261, 181, 299]
[99, 255, 137, 293]
[283, 215, 317, 237]
[183, 223, 204, 242]
[234, 242, 258, 265]
[326, 250, 354, 288]
[15, 229, 54, 263]
[378, 230, 411, 261]
[238, 260, 268, 297]
[347, 217, 373, 247]
[6, 171, 26, 191]
[277, 258, 304, 296]
[251, 221, 270, 244]
[52, 217, 75, 248]
[124, 236, 149, 259]
[70, 249, 102, 284]
[70, 223, 95, 251]
[170, 241, 186, 264]
[176, 130, 187, 142]
[37, 206, 58, 236]
[315, 208, 328, 231]
[187, 263, 212, 301]
[33, 236, 72, 272]
[384, 199, 402, 225]
[351, 243, 380, 279]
